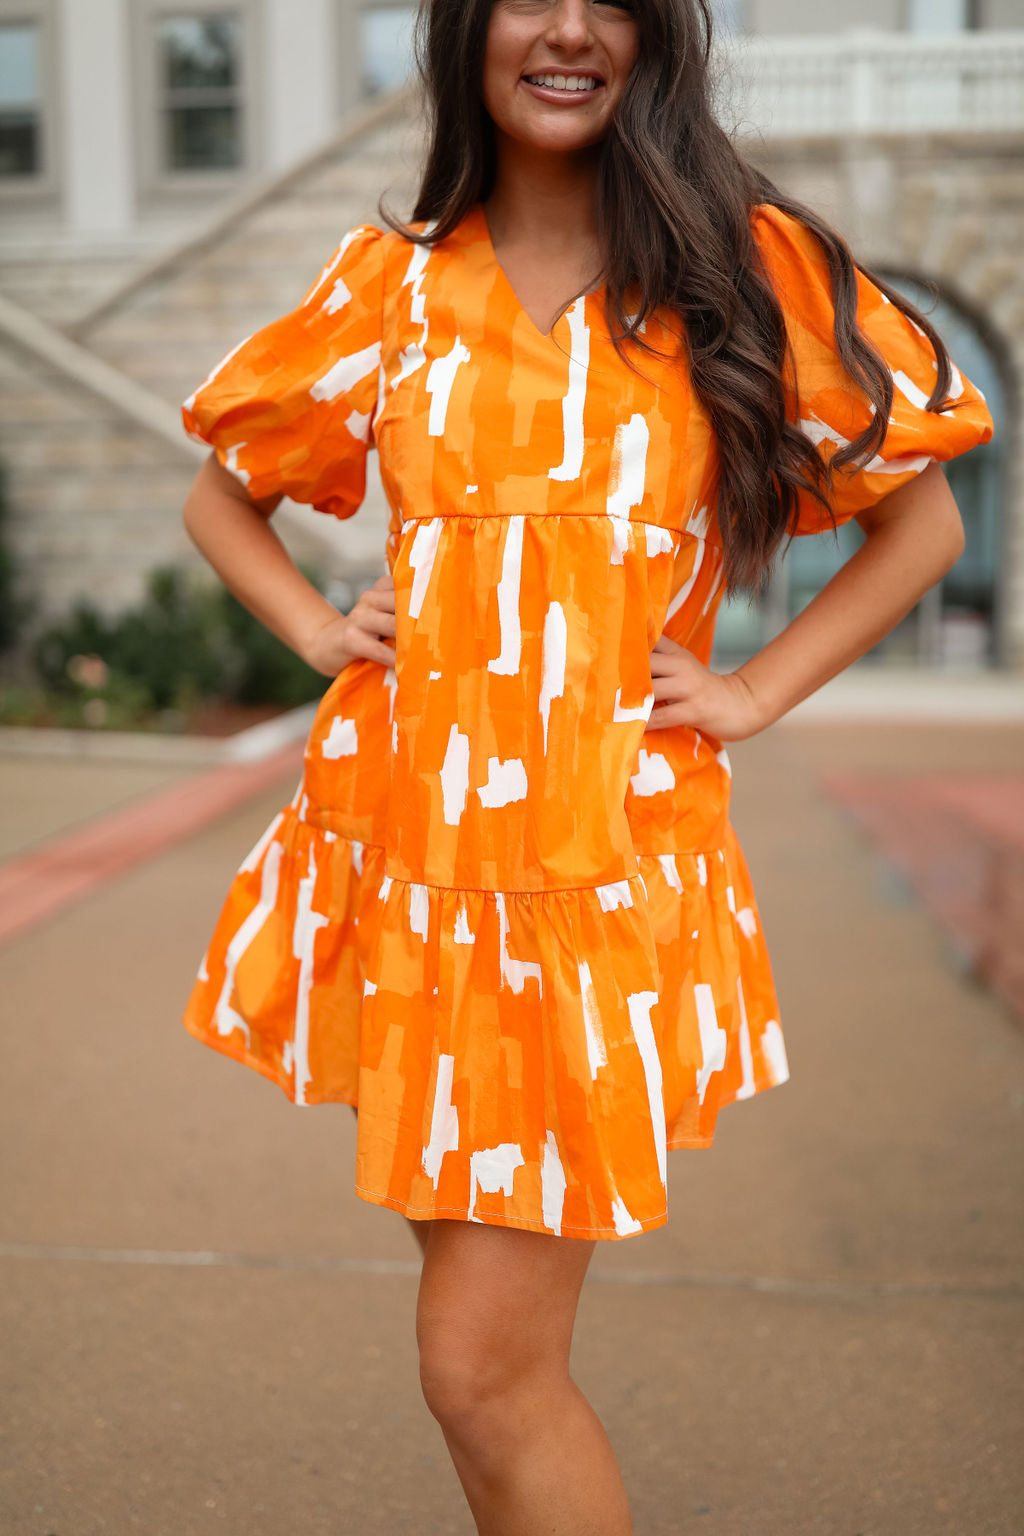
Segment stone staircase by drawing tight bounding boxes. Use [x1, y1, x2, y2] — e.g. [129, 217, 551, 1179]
[0, 86, 421, 655]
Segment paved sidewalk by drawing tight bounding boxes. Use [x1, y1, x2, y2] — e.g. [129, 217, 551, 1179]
[1, 722, 1022, 1535]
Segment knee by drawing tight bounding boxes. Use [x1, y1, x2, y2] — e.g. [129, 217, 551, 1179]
[418, 1325, 529, 1438]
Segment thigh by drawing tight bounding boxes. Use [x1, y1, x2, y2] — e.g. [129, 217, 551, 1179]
[417, 1218, 597, 1386]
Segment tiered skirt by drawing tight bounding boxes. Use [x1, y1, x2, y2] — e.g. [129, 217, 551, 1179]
[183, 760, 789, 1240]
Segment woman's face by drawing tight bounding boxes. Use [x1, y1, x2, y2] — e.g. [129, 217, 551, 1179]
[482, 0, 640, 158]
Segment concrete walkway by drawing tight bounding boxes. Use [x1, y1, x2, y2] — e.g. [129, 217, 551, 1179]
[1, 719, 1022, 1535]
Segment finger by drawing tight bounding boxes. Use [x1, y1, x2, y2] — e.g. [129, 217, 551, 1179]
[346, 631, 397, 668]
[372, 572, 395, 590]
[650, 676, 687, 702]
[354, 608, 397, 638]
[360, 588, 397, 614]
[646, 703, 690, 731]
[651, 633, 683, 655]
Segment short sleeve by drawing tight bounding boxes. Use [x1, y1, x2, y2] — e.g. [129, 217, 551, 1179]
[181, 224, 386, 519]
[750, 203, 995, 536]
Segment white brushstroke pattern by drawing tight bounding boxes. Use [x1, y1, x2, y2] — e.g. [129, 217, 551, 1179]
[310, 341, 381, 403]
[736, 906, 757, 937]
[408, 884, 430, 943]
[539, 601, 567, 754]
[291, 842, 330, 1105]
[469, 1144, 524, 1222]
[658, 853, 683, 894]
[613, 688, 654, 723]
[760, 1020, 790, 1084]
[628, 991, 667, 1186]
[595, 880, 633, 912]
[488, 516, 524, 675]
[408, 517, 442, 619]
[607, 413, 649, 519]
[630, 750, 675, 796]
[478, 757, 528, 808]
[212, 841, 284, 1044]
[440, 723, 471, 826]
[734, 976, 756, 1101]
[422, 1054, 459, 1186]
[695, 983, 727, 1105]
[579, 960, 607, 1079]
[321, 717, 358, 759]
[426, 335, 471, 436]
[238, 812, 284, 873]
[494, 893, 542, 995]
[549, 297, 590, 480]
[611, 1195, 644, 1236]
[541, 1132, 567, 1235]
[453, 905, 475, 944]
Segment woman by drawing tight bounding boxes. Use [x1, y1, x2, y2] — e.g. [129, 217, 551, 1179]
[179, 0, 993, 1529]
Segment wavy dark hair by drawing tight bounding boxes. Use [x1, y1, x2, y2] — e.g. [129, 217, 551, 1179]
[380, 0, 963, 595]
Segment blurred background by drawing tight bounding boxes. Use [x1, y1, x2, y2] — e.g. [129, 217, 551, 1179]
[1, 9, 1022, 1535]
[0, 0, 1021, 721]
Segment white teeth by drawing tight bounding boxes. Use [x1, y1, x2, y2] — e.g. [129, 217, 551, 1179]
[526, 74, 598, 91]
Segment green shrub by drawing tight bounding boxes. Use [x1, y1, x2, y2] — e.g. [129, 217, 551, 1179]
[220, 583, 331, 708]
[31, 561, 329, 716]
[0, 460, 33, 655]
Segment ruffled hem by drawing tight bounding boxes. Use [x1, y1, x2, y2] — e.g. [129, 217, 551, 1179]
[182, 787, 789, 1241]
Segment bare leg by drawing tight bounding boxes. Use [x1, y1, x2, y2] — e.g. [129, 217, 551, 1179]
[350, 1103, 429, 1257]
[416, 1217, 633, 1536]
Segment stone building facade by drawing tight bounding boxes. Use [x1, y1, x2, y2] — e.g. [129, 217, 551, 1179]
[0, 2, 1022, 669]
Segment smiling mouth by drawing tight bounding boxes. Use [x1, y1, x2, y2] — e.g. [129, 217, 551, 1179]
[521, 73, 603, 93]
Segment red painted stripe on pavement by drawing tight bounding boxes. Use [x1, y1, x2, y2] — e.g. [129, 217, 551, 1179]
[0, 742, 304, 946]
[822, 770, 1024, 1023]
[823, 773, 1024, 853]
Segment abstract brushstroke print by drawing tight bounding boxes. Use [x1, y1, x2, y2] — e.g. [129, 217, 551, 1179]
[179, 203, 994, 1239]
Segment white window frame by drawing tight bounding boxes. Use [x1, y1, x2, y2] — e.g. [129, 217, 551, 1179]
[133, 0, 262, 203]
[0, 0, 59, 207]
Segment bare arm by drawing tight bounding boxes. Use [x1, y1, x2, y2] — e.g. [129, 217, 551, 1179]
[647, 460, 965, 739]
[182, 452, 395, 677]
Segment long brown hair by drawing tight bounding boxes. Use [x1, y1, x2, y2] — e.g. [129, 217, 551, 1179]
[380, 0, 962, 595]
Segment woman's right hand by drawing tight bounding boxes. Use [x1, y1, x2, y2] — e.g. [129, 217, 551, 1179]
[303, 572, 397, 678]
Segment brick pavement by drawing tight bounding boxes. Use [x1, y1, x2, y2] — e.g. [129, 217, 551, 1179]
[1, 722, 1022, 1535]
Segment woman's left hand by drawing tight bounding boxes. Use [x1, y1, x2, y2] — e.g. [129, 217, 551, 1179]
[646, 634, 765, 742]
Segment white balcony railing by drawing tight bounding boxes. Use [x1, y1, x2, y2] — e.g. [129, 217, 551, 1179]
[715, 29, 1024, 140]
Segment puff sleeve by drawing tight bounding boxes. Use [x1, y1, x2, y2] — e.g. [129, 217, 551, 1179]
[750, 203, 994, 536]
[181, 224, 386, 519]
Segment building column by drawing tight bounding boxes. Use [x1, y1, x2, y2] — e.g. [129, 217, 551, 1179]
[59, 0, 134, 237]
[264, 0, 339, 171]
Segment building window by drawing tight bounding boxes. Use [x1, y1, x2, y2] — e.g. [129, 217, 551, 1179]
[907, 0, 978, 31]
[360, 6, 417, 97]
[710, 0, 745, 37]
[0, 21, 42, 177]
[158, 13, 243, 171]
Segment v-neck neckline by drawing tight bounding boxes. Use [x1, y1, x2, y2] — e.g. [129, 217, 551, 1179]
[468, 201, 605, 342]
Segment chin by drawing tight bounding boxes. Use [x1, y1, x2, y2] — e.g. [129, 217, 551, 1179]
[507, 117, 606, 154]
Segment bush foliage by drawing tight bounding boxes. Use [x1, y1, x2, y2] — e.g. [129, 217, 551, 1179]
[31, 562, 329, 718]
[0, 460, 33, 655]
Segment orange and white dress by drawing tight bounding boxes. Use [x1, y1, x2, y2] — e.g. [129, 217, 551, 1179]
[180, 202, 994, 1240]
